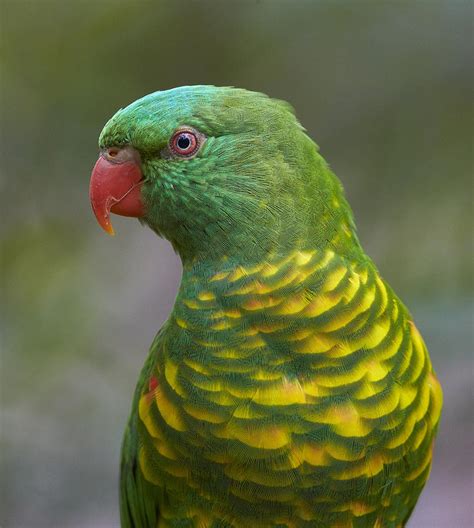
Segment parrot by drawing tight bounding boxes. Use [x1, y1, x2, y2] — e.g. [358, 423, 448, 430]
[89, 86, 442, 528]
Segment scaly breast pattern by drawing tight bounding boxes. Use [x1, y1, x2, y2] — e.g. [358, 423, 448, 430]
[136, 249, 442, 528]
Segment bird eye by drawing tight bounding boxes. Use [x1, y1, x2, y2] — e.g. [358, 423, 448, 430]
[169, 129, 200, 157]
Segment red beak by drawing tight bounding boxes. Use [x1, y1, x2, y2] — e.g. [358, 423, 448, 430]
[89, 146, 145, 235]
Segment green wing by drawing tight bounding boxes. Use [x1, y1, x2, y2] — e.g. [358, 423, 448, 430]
[120, 422, 160, 528]
[120, 336, 163, 528]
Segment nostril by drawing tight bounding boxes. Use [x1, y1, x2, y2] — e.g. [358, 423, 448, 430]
[108, 147, 120, 158]
[103, 146, 126, 163]
[102, 145, 140, 165]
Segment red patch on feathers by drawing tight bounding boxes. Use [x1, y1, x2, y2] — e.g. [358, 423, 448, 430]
[148, 375, 158, 392]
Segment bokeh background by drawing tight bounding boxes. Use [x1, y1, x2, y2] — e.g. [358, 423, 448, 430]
[2, 1, 472, 527]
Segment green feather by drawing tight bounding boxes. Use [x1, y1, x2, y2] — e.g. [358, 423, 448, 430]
[97, 86, 442, 528]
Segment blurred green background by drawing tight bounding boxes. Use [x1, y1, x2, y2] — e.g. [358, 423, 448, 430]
[2, 1, 472, 526]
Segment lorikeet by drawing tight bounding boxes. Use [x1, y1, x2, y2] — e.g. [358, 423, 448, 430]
[89, 86, 442, 528]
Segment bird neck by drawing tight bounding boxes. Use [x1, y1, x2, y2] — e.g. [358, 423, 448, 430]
[157, 146, 363, 265]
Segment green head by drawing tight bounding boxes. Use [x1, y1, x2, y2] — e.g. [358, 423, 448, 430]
[93, 86, 360, 264]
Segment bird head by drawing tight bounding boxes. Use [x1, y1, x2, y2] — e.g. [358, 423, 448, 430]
[90, 86, 357, 263]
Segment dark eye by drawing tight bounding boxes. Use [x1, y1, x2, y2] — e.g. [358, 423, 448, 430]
[170, 129, 200, 157]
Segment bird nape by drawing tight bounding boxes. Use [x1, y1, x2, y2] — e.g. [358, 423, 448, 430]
[89, 86, 442, 528]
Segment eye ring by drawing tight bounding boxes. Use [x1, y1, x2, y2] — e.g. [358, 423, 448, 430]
[169, 128, 200, 157]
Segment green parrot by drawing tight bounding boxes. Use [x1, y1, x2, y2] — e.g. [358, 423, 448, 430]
[89, 86, 442, 528]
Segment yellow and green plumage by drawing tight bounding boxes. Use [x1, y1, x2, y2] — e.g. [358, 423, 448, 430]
[94, 86, 442, 528]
